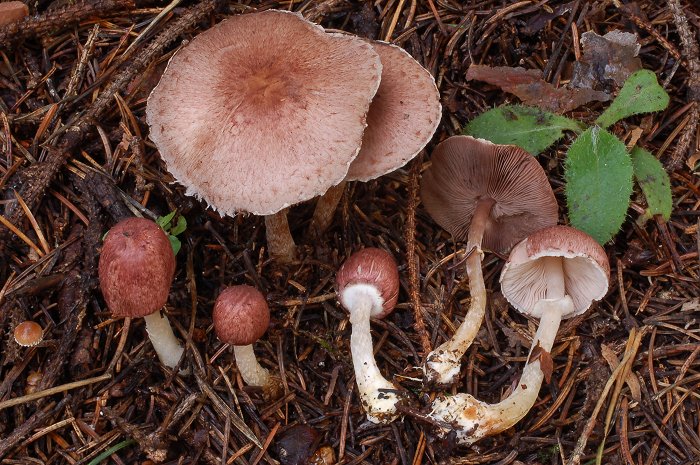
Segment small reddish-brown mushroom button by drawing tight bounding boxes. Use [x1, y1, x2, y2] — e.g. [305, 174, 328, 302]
[13, 321, 44, 347]
[335, 248, 403, 424]
[99, 217, 185, 370]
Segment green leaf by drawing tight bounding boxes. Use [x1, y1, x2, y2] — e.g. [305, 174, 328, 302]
[169, 235, 182, 255]
[170, 215, 187, 236]
[565, 127, 634, 244]
[595, 70, 670, 128]
[631, 146, 672, 220]
[464, 105, 583, 155]
[156, 210, 176, 230]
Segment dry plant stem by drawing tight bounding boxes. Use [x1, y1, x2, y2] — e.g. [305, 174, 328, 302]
[233, 344, 270, 387]
[143, 311, 185, 369]
[264, 209, 296, 263]
[350, 292, 400, 423]
[424, 197, 495, 385]
[309, 181, 346, 236]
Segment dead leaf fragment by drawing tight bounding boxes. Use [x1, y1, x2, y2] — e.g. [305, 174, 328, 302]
[466, 64, 610, 114]
[571, 30, 643, 90]
[528, 342, 554, 384]
[600, 343, 642, 401]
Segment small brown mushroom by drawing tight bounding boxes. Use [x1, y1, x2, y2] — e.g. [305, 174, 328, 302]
[99, 217, 184, 369]
[420, 136, 558, 385]
[146, 10, 382, 263]
[13, 320, 43, 347]
[0, 2, 29, 27]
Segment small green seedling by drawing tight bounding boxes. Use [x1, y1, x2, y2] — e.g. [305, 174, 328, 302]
[156, 211, 187, 255]
[465, 69, 672, 244]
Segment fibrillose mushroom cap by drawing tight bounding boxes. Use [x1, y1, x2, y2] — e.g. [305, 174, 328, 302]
[500, 225, 610, 318]
[213, 285, 270, 346]
[98, 218, 176, 319]
[336, 248, 400, 319]
[0, 2, 29, 26]
[146, 10, 383, 216]
[345, 41, 442, 182]
[13, 321, 44, 347]
[420, 135, 558, 254]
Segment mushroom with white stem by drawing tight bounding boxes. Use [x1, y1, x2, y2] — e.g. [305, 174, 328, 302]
[213, 285, 281, 400]
[310, 40, 442, 236]
[335, 247, 402, 423]
[146, 10, 382, 263]
[99, 217, 185, 370]
[428, 225, 610, 444]
[420, 136, 559, 386]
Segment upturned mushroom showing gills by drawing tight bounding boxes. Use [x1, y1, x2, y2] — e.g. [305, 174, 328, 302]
[336, 248, 402, 423]
[99, 217, 184, 369]
[146, 10, 382, 263]
[213, 285, 278, 398]
[310, 40, 442, 235]
[428, 225, 609, 444]
[420, 136, 558, 386]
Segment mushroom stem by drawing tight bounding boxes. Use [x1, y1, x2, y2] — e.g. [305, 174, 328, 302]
[349, 290, 400, 423]
[544, 256, 566, 299]
[233, 344, 270, 388]
[264, 209, 296, 263]
[309, 181, 346, 237]
[424, 197, 495, 385]
[143, 311, 185, 369]
[428, 296, 573, 444]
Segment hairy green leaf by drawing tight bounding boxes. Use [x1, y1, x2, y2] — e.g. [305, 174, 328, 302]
[171, 215, 187, 236]
[464, 105, 583, 155]
[156, 210, 176, 229]
[169, 235, 182, 256]
[596, 70, 670, 128]
[565, 127, 633, 244]
[631, 146, 672, 220]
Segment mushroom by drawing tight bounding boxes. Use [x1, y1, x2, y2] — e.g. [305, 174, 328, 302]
[146, 10, 382, 263]
[335, 247, 402, 423]
[310, 40, 442, 235]
[0, 2, 28, 27]
[99, 217, 184, 369]
[213, 285, 278, 397]
[428, 225, 609, 444]
[13, 321, 44, 347]
[420, 136, 558, 385]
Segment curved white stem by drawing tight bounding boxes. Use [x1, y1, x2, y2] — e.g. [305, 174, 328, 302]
[234, 344, 270, 388]
[349, 292, 400, 423]
[143, 311, 185, 370]
[428, 296, 573, 444]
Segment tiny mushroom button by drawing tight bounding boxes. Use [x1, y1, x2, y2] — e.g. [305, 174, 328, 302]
[13, 321, 44, 347]
[428, 225, 610, 445]
[336, 248, 403, 424]
[146, 10, 382, 263]
[99, 217, 185, 370]
[420, 136, 558, 386]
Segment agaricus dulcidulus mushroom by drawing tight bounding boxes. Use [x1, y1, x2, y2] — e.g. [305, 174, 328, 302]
[310, 41, 442, 235]
[428, 225, 609, 444]
[146, 10, 382, 263]
[213, 285, 279, 398]
[420, 136, 558, 386]
[14, 321, 44, 347]
[336, 248, 402, 423]
[0, 2, 29, 27]
[99, 218, 184, 369]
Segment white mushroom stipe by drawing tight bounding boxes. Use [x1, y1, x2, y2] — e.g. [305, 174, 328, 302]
[428, 296, 573, 444]
[342, 283, 401, 424]
[143, 311, 186, 370]
[234, 344, 271, 387]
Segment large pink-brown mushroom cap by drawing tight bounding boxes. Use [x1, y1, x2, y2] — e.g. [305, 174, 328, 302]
[213, 285, 270, 346]
[336, 248, 399, 319]
[346, 41, 441, 182]
[420, 136, 558, 254]
[146, 10, 382, 216]
[500, 225, 610, 318]
[99, 218, 176, 318]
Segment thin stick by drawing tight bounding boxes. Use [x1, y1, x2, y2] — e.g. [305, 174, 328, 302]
[0, 374, 111, 411]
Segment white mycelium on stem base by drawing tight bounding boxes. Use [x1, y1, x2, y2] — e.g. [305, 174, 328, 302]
[336, 248, 401, 424]
[213, 285, 276, 394]
[99, 217, 184, 370]
[420, 136, 558, 386]
[429, 226, 610, 444]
